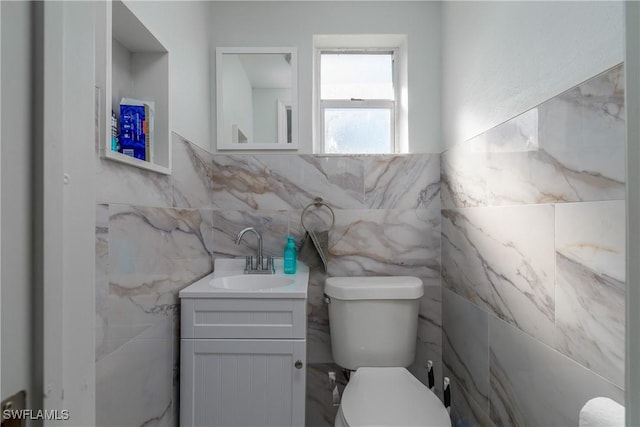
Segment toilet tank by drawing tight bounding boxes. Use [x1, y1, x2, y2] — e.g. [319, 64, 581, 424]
[325, 276, 423, 370]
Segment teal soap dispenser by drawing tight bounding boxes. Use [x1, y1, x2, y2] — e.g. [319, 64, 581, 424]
[283, 236, 297, 274]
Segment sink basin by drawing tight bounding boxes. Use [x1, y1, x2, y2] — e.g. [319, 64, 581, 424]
[179, 258, 308, 299]
[209, 274, 295, 290]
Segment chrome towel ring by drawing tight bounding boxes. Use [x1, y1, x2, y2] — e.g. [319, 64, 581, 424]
[301, 197, 335, 232]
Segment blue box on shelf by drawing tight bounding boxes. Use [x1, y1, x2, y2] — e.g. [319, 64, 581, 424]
[119, 98, 153, 161]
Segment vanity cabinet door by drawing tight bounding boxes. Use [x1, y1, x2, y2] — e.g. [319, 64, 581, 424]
[180, 339, 306, 427]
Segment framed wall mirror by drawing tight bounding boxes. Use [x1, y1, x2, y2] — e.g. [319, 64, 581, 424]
[216, 47, 298, 150]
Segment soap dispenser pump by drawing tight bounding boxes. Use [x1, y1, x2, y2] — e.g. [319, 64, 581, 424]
[283, 236, 297, 274]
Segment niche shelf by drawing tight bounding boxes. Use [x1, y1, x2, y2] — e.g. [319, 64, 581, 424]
[95, 0, 171, 175]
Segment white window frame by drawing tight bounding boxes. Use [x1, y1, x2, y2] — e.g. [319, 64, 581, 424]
[315, 48, 400, 154]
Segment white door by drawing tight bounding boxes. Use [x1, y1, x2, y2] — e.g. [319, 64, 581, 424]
[0, 0, 3, 406]
[181, 339, 306, 427]
[1, 1, 33, 412]
[0, 3, 96, 423]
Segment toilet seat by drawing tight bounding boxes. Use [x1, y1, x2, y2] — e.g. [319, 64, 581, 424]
[337, 367, 451, 427]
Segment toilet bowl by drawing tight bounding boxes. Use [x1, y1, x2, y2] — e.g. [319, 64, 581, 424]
[325, 276, 451, 427]
[334, 367, 451, 427]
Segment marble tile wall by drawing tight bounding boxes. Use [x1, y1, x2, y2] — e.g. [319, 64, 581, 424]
[95, 133, 443, 426]
[305, 363, 349, 427]
[440, 64, 626, 426]
[95, 134, 215, 427]
[210, 153, 443, 424]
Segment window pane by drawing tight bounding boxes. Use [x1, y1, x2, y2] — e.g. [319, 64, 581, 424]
[324, 108, 391, 154]
[321, 53, 394, 100]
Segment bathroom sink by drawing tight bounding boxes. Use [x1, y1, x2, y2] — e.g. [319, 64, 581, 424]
[209, 274, 294, 290]
[179, 258, 308, 298]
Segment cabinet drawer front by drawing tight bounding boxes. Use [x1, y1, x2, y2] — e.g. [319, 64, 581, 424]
[181, 298, 306, 339]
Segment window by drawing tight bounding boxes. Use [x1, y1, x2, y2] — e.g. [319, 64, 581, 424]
[317, 49, 398, 154]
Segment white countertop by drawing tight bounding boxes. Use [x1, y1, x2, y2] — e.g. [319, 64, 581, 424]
[179, 258, 309, 299]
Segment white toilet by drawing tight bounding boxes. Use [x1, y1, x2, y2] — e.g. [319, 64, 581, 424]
[325, 276, 451, 427]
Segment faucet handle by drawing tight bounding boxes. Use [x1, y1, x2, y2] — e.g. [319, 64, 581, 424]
[266, 256, 275, 273]
[244, 255, 253, 273]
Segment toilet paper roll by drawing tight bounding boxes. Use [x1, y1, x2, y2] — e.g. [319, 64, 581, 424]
[579, 397, 625, 427]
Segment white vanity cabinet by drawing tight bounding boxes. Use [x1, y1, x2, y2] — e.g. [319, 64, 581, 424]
[180, 293, 307, 426]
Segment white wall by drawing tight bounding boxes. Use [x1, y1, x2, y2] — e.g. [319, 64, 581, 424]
[117, 1, 624, 152]
[222, 55, 254, 145]
[1, 0, 32, 408]
[209, 1, 441, 153]
[123, 1, 211, 149]
[0, 0, 3, 393]
[253, 88, 291, 142]
[37, 2, 96, 424]
[442, 1, 624, 149]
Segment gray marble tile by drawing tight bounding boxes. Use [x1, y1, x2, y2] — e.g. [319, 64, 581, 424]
[489, 317, 624, 427]
[306, 363, 348, 427]
[299, 155, 365, 208]
[441, 205, 555, 345]
[96, 318, 174, 427]
[409, 286, 443, 398]
[96, 204, 110, 277]
[96, 275, 110, 363]
[418, 284, 442, 334]
[169, 133, 214, 209]
[308, 328, 333, 367]
[106, 204, 213, 356]
[211, 154, 365, 211]
[539, 64, 625, 186]
[443, 289, 489, 410]
[444, 366, 495, 427]
[211, 209, 291, 259]
[96, 151, 174, 208]
[554, 201, 626, 387]
[200, 208, 215, 256]
[555, 201, 625, 285]
[363, 154, 440, 209]
[466, 108, 540, 153]
[440, 149, 489, 210]
[109, 204, 213, 276]
[96, 131, 215, 209]
[488, 150, 624, 206]
[441, 65, 626, 209]
[328, 209, 441, 282]
[307, 269, 333, 364]
[442, 148, 624, 208]
[96, 205, 109, 353]
[96, 204, 110, 361]
[417, 286, 442, 337]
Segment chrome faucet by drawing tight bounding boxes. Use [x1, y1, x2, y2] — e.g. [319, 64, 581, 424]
[234, 227, 275, 274]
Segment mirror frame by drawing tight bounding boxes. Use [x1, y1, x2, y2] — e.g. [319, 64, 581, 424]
[216, 47, 298, 150]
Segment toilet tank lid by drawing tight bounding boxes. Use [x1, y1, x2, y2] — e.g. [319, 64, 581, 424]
[325, 276, 423, 300]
